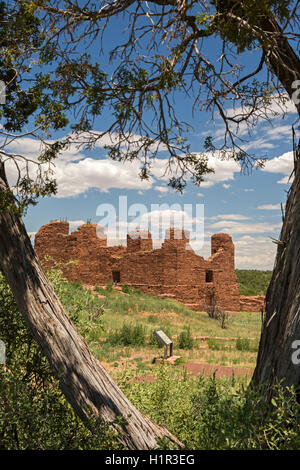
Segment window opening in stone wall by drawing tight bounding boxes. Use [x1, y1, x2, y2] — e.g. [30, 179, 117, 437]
[112, 271, 121, 283]
[206, 270, 213, 283]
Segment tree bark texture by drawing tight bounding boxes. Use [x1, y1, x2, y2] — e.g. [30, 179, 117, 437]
[250, 10, 300, 394]
[0, 165, 182, 450]
[252, 140, 300, 396]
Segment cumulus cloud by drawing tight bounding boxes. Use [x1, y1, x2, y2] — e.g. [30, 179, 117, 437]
[261, 150, 294, 185]
[263, 151, 293, 175]
[234, 235, 277, 269]
[198, 154, 240, 187]
[2, 134, 245, 197]
[54, 158, 154, 197]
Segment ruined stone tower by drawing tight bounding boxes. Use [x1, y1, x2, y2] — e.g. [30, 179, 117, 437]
[34, 221, 241, 311]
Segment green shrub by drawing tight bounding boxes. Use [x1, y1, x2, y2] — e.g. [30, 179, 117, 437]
[106, 323, 147, 346]
[207, 338, 224, 351]
[236, 338, 259, 352]
[0, 273, 122, 450]
[121, 365, 300, 450]
[178, 327, 194, 350]
[106, 281, 114, 292]
[94, 285, 107, 296]
[147, 315, 157, 324]
[121, 284, 131, 293]
[175, 357, 186, 365]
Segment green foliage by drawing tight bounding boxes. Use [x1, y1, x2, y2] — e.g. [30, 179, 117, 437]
[178, 327, 194, 350]
[97, 285, 194, 317]
[94, 285, 107, 295]
[106, 323, 147, 347]
[121, 365, 300, 450]
[46, 264, 106, 325]
[212, 0, 291, 53]
[207, 338, 225, 351]
[236, 338, 259, 352]
[106, 281, 114, 292]
[0, 273, 123, 450]
[121, 284, 132, 294]
[236, 269, 272, 296]
[1, 267, 300, 450]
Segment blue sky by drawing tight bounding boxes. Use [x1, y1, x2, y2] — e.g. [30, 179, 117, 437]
[5, 8, 300, 270]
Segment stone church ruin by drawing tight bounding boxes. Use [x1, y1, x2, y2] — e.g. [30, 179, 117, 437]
[34, 221, 264, 312]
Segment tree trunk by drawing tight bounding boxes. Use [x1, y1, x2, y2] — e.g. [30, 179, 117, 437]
[252, 138, 300, 396]
[0, 165, 182, 450]
[249, 11, 300, 396]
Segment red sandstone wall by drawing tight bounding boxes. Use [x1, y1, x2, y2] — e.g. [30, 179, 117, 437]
[240, 295, 265, 312]
[34, 222, 242, 311]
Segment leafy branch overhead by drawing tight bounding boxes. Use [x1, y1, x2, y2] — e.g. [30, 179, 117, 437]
[0, 0, 299, 208]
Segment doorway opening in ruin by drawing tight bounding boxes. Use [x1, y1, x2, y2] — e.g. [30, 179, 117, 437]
[206, 270, 213, 283]
[112, 271, 121, 283]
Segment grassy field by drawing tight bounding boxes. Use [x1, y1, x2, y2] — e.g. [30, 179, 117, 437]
[5, 268, 300, 451]
[52, 270, 264, 376]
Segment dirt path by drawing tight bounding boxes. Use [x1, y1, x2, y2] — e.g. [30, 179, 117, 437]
[184, 362, 254, 378]
[138, 362, 254, 383]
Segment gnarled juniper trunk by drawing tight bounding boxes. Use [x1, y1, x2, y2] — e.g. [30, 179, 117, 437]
[0, 163, 182, 450]
[252, 138, 300, 397]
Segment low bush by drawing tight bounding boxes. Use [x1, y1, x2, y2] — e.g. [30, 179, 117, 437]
[121, 365, 300, 450]
[236, 338, 259, 352]
[121, 284, 132, 294]
[178, 327, 194, 350]
[0, 273, 122, 450]
[207, 338, 224, 351]
[106, 323, 147, 346]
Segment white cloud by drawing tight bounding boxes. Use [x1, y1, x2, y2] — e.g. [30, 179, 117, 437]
[257, 204, 282, 210]
[3, 134, 244, 196]
[53, 158, 154, 197]
[263, 151, 293, 175]
[154, 186, 169, 193]
[5, 133, 295, 198]
[277, 175, 291, 184]
[199, 154, 241, 187]
[234, 235, 278, 269]
[190, 234, 278, 269]
[260, 150, 294, 185]
[209, 213, 249, 221]
[208, 219, 282, 235]
[244, 188, 255, 192]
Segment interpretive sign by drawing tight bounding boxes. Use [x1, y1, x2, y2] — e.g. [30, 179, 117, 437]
[153, 329, 173, 359]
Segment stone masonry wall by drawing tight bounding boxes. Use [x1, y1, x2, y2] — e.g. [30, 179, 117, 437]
[34, 221, 249, 312]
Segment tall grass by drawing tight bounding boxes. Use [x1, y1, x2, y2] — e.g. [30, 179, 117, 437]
[120, 365, 300, 450]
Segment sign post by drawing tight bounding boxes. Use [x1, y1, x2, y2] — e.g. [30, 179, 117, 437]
[153, 329, 173, 359]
